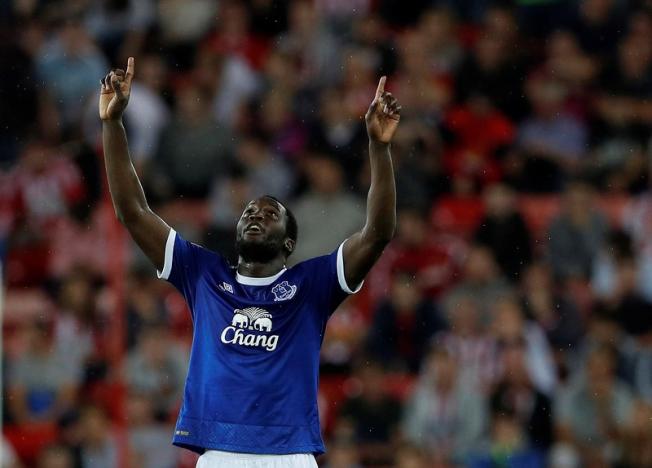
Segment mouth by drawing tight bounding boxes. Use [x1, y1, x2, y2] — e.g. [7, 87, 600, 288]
[245, 223, 264, 235]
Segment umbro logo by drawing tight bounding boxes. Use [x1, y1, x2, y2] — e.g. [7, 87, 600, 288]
[218, 282, 233, 293]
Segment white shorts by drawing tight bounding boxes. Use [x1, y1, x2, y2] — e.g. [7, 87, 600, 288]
[196, 450, 318, 468]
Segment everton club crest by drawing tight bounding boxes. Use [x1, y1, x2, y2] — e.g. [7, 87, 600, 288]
[271, 281, 297, 302]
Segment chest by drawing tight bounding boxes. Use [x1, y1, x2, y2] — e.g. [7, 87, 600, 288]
[192, 272, 322, 348]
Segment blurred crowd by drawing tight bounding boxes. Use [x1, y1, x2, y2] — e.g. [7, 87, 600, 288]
[3, 0, 652, 467]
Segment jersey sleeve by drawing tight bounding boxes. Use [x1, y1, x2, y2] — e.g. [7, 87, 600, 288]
[156, 228, 206, 311]
[306, 239, 364, 317]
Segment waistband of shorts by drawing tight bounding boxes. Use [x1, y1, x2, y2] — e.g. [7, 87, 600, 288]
[202, 450, 313, 461]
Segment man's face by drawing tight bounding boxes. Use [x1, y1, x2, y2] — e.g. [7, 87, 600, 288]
[236, 197, 290, 263]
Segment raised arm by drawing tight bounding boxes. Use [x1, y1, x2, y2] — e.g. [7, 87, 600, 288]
[342, 77, 401, 287]
[99, 57, 170, 271]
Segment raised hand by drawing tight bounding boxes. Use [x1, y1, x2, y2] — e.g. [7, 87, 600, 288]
[99, 57, 135, 121]
[365, 76, 401, 144]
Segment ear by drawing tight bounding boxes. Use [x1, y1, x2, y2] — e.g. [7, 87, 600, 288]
[284, 238, 295, 255]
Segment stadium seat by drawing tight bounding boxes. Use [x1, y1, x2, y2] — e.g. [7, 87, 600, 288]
[2, 422, 58, 465]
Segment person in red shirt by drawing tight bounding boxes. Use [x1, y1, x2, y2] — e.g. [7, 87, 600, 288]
[441, 93, 515, 187]
[368, 207, 466, 304]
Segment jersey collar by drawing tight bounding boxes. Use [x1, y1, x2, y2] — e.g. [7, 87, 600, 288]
[235, 268, 287, 286]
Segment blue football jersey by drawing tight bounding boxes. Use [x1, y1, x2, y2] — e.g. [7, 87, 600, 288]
[157, 229, 362, 455]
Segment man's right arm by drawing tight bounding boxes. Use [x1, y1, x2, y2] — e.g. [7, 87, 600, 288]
[100, 58, 170, 271]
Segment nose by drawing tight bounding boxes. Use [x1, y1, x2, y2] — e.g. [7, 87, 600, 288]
[248, 211, 263, 222]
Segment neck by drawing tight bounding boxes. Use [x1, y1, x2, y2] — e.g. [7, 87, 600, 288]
[237, 256, 286, 277]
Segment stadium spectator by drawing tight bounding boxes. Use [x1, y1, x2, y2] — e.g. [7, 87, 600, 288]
[54, 268, 105, 383]
[251, 87, 309, 160]
[292, 156, 364, 260]
[338, 361, 402, 465]
[596, 255, 652, 337]
[475, 183, 532, 280]
[35, 17, 108, 133]
[402, 345, 487, 465]
[308, 87, 368, 181]
[124, 324, 187, 416]
[454, 21, 528, 120]
[233, 134, 294, 200]
[517, 75, 588, 192]
[416, 7, 463, 78]
[0, 32, 37, 167]
[78, 405, 118, 468]
[368, 207, 464, 302]
[565, 0, 626, 57]
[205, 163, 253, 260]
[12, 140, 85, 228]
[127, 392, 177, 468]
[436, 292, 499, 391]
[393, 31, 451, 125]
[467, 409, 545, 468]
[83, 0, 156, 64]
[277, 0, 343, 88]
[155, 0, 217, 69]
[622, 192, 652, 301]
[125, 267, 170, 350]
[489, 297, 557, 396]
[542, 30, 597, 92]
[547, 181, 608, 281]
[520, 262, 584, 355]
[119, 53, 171, 168]
[150, 84, 235, 200]
[190, 46, 261, 129]
[555, 344, 635, 467]
[441, 94, 514, 188]
[365, 270, 445, 372]
[7, 319, 79, 425]
[593, 33, 652, 189]
[491, 340, 554, 450]
[446, 245, 511, 320]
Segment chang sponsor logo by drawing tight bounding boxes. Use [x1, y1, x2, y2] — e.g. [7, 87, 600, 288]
[220, 307, 279, 352]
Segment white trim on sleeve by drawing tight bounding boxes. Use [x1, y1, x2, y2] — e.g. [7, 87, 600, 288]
[336, 241, 364, 294]
[157, 228, 177, 280]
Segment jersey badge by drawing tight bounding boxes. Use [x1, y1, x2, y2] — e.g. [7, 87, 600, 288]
[271, 281, 297, 302]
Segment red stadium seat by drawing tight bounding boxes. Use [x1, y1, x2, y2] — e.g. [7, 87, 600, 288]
[3, 422, 58, 465]
[431, 195, 485, 238]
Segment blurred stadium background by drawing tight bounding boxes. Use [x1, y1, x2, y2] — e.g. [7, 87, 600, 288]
[3, 0, 652, 467]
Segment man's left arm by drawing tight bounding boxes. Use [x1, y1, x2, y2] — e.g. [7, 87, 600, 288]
[342, 77, 401, 287]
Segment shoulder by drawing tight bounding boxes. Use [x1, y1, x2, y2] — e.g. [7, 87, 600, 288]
[164, 228, 227, 276]
[291, 252, 333, 269]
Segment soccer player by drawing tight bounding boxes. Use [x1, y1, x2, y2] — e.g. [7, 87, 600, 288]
[99, 57, 401, 467]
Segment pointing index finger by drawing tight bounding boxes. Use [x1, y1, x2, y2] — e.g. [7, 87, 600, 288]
[125, 57, 135, 84]
[375, 76, 386, 100]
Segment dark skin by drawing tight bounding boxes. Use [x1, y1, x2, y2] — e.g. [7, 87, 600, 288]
[100, 58, 400, 285]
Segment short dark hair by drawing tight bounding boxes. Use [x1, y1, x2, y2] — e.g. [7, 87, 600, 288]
[262, 195, 298, 256]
